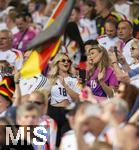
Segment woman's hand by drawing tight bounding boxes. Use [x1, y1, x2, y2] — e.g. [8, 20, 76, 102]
[79, 86, 97, 104]
[98, 68, 105, 81]
[87, 55, 94, 69]
[108, 51, 118, 64]
[109, 50, 127, 65]
[117, 52, 127, 65]
[13, 71, 21, 106]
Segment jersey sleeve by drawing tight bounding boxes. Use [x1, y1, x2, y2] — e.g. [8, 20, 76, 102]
[68, 77, 81, 94]
[28, 74, 48, 93]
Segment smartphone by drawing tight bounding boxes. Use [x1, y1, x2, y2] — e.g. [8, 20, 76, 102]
[79, 69, 86, 85]
[114, 46, 118, 60]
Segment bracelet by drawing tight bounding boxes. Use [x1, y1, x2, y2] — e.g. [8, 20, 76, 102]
[112, 61, 117, 64]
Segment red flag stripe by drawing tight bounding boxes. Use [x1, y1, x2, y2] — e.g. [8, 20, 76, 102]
[51, 0, 67, 19]
[39, 40, 60, 70]
[0, 86, 13, 98]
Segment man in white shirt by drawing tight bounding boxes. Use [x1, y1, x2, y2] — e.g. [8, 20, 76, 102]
[98, 19, 120, 51]
[117, 20, 135, 65]
[0, 29, 23, 70]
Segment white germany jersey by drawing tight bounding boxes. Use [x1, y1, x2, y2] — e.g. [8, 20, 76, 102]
[79, 18, 98, 41]
[19, 74, 47, 96]
[0, 48, 23, 70]
[98, 35, 120, 51]
[49, 76, 81, 105]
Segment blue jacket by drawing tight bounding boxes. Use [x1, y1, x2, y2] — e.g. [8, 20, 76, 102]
[128, 67, 139, 77]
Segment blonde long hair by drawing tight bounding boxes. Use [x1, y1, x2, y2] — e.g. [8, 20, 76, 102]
[87, 45, 110, 80]
[47, 52, 72, 85]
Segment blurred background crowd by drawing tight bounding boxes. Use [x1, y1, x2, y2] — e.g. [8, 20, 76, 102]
[0, 0, 139, 150]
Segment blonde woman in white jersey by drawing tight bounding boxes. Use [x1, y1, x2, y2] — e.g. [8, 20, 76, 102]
[46, 52, 81, 147]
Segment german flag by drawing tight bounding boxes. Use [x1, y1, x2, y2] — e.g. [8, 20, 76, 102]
[0, 76, 15, 103]
[20, 0, 75, 78]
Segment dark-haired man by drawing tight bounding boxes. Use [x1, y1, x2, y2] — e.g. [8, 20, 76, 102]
[117, 20, 136, 65]
[13, 14, 36, 52]
[97, 19, 120, 51]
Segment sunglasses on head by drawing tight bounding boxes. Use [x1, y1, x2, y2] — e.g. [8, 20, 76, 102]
[88, 45, 102, 52]
[60, 59, 71, 63]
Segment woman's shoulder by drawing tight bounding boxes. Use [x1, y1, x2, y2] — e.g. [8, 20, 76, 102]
[105, 66, 115, 76]
[106, 66, 114, 72]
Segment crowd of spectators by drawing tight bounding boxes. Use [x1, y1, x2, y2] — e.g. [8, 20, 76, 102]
[0, 0, 139, 150]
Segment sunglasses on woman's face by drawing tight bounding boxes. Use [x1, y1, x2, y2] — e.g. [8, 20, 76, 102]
[60, 59, 71, 64]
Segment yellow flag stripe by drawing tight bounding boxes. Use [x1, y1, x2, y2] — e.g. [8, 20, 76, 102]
[51, 38, 62, 57]
[0, 91, 10, 98]
[20, 51, 41, 78]
[43, 0, 64, 29]
[0, 80, 14, 93]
